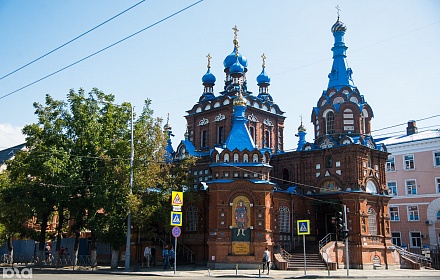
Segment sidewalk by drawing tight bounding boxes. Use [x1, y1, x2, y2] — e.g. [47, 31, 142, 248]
[50, 264, 440, 279]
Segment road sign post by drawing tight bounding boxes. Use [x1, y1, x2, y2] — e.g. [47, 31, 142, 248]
[171, 192, 183, 274]
[297, 220, 310, 276]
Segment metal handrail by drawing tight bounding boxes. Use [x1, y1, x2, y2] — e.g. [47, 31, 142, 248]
[155, 237, 195, 263]
[394, 245, 431, 267]
[318, 233, 335, 251]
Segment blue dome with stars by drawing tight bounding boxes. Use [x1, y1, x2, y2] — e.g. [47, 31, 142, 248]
[202, 68, 216, 84]
[223, 46, 248, 69]
[256, 68, 270, 85]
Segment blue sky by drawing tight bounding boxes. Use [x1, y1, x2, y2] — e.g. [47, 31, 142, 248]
[1, 0, 439, 150]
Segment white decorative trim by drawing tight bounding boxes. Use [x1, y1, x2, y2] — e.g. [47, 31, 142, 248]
[248, 114, 259, 122]
[263, 118, 273, 126]
[198, 118, 209, 126]
[214, 113, 226, 122]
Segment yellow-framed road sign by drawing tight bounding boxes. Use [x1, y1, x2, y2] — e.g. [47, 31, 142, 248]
[171, 212, 182, 226]
[297, 220, 310, 235]
[171, 191, 183, 206]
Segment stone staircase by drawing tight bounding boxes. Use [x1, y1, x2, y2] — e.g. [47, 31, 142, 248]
[286, 251, 328, 270]
[280, 243, 328, 271]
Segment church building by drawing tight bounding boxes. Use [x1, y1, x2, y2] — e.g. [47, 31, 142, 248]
[171, 17, 399, 270]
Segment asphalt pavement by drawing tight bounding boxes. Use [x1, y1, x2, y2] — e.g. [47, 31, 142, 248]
[28, 264, 440, 279]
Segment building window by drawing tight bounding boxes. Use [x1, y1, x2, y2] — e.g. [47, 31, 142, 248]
[406, 179, 417, 195]
[437, 210, 440, 220]
[391, 232, 402, 246]
[253, 154, 258, 163]
[410, 232, 422, 248]
[368, 208, 377, 235]
[434, 151, 440, 167]
[408, 206, 419, 221]
[264, 130, 271, 147]
[279, 206, 290, 233]
[233, 153, 239, 162]
[201, 130, 208, 147]
[386, 156, 395, 172]
[404, 154, 415, 170]
[325, 111, 335, 135]
[325, 155, 333, 168]
[390, 206, 400, 221]
[249, 126, 255, 142]
[243, 154, 248, 162]
[186, 205, 198, 231]
[217, 126, 224, 144]
[387, 181, 398, 196]
[278, 128, 283, 151]
[436, 177, 440, 193]
[282, 168, 289, 184]
[215, 154, 219, 162]
[224, 153, 229, 163]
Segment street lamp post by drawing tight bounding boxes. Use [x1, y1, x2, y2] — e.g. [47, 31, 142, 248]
[125, 105, 134, 271]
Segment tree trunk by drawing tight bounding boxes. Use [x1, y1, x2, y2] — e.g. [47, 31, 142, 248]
[111, 249, 119, 269]
[7, 235, 13, 264]
[55, 206, 64, 267]
[90, 231, 97, 268]
[38, 212, 48, 265]
[73, 231, 80, 267]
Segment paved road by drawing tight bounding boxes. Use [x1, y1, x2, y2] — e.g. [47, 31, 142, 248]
[2, 265, 440, 279]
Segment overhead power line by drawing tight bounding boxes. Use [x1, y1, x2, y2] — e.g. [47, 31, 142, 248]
[0, 0, 204, 101]
[0, 0, 146, 81]
[371, 114, 440, 133]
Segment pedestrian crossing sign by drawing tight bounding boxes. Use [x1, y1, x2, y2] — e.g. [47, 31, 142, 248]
[171, 211, 182, 226]
[297, 220, 310, 235]
[172, 191, 183, 206]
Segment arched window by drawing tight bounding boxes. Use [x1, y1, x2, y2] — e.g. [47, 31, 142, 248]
[253, 154, 258, 163]
[243, 154, 248, 162]
[215, 154, 219, 162]
[279, 206, 290, 233]
[233, 153, 239, 162]
[437, 210, 440, 220]
[362, 109, 369, 135]
[325, 111, 335, 135]
[186, 205, 198, 231]
[368, 208, 377, 235]
[224, 153, 229, 162]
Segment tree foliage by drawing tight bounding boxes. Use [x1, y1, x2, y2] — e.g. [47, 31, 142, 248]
[1, 88, 175, 259]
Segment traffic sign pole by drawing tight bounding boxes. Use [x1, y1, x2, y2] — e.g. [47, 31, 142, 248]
[303, 234, 307, 276]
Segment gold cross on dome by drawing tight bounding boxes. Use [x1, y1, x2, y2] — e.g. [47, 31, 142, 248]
[261, 53, 266, 68]
[206, 53, 212, 68]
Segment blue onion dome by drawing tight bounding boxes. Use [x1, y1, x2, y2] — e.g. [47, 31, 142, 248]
[202, 67, 216, 84]
[223, 46, 248, 69]
[256, 68, 271, 85]
[331, 18, 347, 33]
[229, 56, 244, 74]
[233, 92, 247, 106]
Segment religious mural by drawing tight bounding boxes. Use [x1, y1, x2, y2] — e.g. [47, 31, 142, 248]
[231, 195, 251, 255]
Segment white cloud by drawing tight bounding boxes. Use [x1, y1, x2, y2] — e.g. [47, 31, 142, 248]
[0, 123, 25, 150]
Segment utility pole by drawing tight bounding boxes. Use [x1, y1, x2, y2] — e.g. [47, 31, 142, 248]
[125, 105, 134, 271]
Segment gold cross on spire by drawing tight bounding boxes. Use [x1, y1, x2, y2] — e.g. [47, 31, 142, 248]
[299, 114, 303, 125]
[261, 53, 266, 68]
[335, 5, 341, 20]
[206, 53, 212, 68]
[232, 25, 239, 40]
